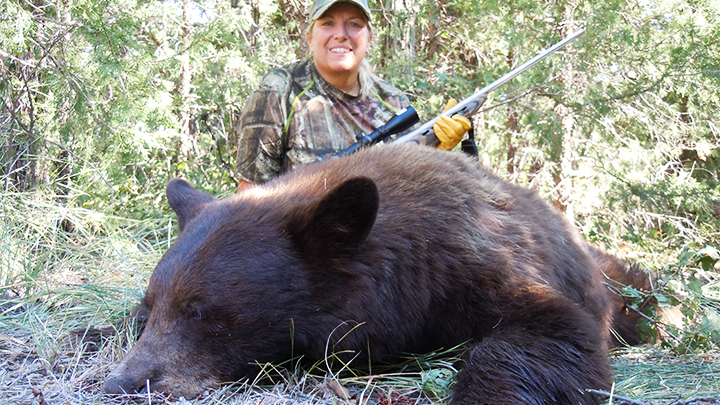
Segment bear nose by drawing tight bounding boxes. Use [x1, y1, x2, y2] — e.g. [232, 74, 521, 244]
[103, 373, 146, 395]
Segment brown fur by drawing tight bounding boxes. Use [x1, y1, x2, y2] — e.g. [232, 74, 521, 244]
[587, 245, 660, 346]
[104, 144, 650, 404]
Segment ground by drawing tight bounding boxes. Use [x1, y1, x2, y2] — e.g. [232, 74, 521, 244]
[1, 325, 719, 405]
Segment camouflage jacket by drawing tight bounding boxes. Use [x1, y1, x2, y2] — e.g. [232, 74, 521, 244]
[235, 59, 412, 183]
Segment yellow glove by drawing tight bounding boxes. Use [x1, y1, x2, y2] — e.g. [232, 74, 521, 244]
[433, 98, 472, 151]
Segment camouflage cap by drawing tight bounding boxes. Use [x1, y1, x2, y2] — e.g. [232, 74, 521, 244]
[308, 0, 372, 22]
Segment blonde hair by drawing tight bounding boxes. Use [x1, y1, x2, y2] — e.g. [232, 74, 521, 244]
[306, 21, 374, 100]
[356, 58, 373, 100]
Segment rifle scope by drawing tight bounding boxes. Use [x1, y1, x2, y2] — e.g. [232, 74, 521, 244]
[338, 106, 420, 156]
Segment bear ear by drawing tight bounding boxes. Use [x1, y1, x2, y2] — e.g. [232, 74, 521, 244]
[294, 177, 379, 260]
[166, 178, 217, 232]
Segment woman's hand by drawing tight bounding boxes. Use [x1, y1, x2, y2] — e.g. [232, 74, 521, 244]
[433, 98, 472, 151]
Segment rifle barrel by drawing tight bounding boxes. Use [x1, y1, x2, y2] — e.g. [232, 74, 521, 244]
[475, 28, 586, 100]
[394, 28, 585, 146]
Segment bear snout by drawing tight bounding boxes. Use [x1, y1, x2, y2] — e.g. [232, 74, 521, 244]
[104, 334, 215, 399]
[103, 369, 146, 395]
[103, 346, 164, 396]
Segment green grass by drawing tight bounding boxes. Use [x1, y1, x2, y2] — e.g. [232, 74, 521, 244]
[608, 347, 720, 404]
[1, 189, 719, 405]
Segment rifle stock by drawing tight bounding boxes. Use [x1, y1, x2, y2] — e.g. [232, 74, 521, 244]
[394, 28, 585, 147]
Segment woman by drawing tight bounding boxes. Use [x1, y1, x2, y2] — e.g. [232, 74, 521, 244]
[235, 0, 469, 183]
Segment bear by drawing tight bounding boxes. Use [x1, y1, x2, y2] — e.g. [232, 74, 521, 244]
[585, 244, 663, 347]
[103, 143, 652, 404]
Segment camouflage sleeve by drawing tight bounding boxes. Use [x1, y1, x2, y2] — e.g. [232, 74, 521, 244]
[235, 72, 290, 183]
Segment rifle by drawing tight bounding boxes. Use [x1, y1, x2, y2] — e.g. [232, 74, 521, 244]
[339, 106, 420, 156]
[335, 28, 585, 156]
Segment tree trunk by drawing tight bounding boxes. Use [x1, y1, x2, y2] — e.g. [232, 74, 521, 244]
[503, 49, 520, 182]
[553, 101, 576, 218]
[245, 0, 260, 49]
[421, 2, 445, 61]
[378, 0, 391, 68]
[552, 8, 582, 220]
[177, 0, 194, 166]
[277, 0, 307, 57]
[2, 64, 39, 192]
[505, 111, 520, 181]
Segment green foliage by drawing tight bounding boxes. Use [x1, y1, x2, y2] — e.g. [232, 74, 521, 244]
[662, 245, 720, 353]
[617, 244, 720, 354]
[1, 0, 275, 216]
[1, 0, 719, 362]
[421, 368, 455, 398]
[3, 0, 718, 238]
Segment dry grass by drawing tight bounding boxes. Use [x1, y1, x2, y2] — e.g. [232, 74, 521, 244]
[1, 191, 719, 405]
[0, 323, 438, 405]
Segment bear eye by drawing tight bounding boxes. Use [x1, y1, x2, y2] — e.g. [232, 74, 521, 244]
[193, 306, 210, 320]
[182, 302, 212, 321]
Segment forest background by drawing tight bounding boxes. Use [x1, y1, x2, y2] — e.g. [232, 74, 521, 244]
[1, 0, 720, 403]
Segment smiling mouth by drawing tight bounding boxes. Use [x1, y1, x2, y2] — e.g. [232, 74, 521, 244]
[330, 48, 352, 54]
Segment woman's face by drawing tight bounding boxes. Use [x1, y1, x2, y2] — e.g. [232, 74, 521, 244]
[307, 3, 371, 81]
